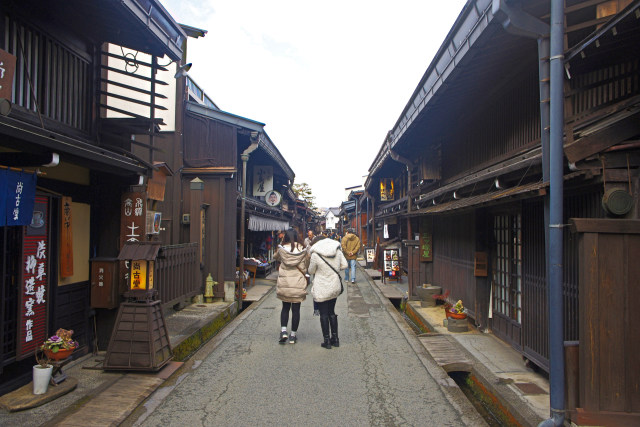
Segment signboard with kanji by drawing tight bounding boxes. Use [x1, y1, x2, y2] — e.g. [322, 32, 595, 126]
[17, 195, 49, 360]
[60, 196, 74, 277]
[0, 48, 17, 100]
[419, 218, 433, 262]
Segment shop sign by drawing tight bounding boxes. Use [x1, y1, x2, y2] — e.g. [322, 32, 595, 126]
[0, 169, 37, 226]
[60, 196, 74, 277]
[252, 165, 273, 196]
[120, 192, 146, 295]
[17, 196, 49, 360]
[380, 178, 394, 201]
[0, 48, 17, 100]
[120, 192, 146, 247]
[419, 218, 433, 262]
[365, 248, 375, 263]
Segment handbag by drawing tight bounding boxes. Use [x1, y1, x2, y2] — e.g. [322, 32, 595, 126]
[295, 266, 310, 286]
[318, 254, 344, 295]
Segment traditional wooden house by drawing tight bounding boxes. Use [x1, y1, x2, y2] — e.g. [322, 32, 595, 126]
[0, 0, 186, 393]
[365, 0, 639, 423]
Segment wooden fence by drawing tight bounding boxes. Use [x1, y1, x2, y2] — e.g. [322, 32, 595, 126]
[156, 243, 200, 309]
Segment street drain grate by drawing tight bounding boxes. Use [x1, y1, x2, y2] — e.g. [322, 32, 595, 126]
[514, 382, 547, 395]
[196, 305, 207, 307]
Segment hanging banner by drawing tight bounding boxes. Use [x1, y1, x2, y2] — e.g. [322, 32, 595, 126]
[17, 196, 49, 360]
[5, 169, 37, 226]
[60, 197, 74, 277]
[0, 169, 6, 225]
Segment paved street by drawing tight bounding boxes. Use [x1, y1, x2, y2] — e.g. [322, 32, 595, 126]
[126, 272, 485, 427]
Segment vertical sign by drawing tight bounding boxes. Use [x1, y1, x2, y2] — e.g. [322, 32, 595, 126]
[17, 196, 49, 359]
[60, 196, 74, 277]
[120, 192, 146, 293]
[252, 165, 273, 196]
[6, 170, 37, 226]
[419, 218, 433, 262]
[0, 48, 17, 100]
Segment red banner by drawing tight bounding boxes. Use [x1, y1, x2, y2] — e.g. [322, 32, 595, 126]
[17, 196, 49, 360]
[0, 48, 17, 100]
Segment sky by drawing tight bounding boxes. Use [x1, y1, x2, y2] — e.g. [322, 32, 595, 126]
[160, 0, 468, 208]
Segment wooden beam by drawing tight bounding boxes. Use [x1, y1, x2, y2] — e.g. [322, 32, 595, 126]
[565, 113, 640, 163]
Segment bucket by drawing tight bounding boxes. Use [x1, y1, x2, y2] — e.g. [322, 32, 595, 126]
[33, 364, 53, 395]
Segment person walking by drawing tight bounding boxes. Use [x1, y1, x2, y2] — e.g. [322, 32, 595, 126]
[341, 228, 361, 283]
[303, 229, 315, 248]
[308, 235, 348, 349]
[274, 229, 308, 344]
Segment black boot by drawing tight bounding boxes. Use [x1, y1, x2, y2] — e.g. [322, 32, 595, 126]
[329, 314, 339, 347]
[320, 315, 331, 349]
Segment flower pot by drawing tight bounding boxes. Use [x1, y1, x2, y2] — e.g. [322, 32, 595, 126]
[446, 310, 467, 320]
[33, 365, 53, 395]
[45, 347, 74, 361]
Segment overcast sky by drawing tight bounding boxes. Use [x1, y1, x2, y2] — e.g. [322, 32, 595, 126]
[161, 0, 467, 208]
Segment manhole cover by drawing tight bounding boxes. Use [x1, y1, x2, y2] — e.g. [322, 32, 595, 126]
[514, 382, 547, 395]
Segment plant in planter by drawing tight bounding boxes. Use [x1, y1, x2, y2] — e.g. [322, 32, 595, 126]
[33, 349, 53, 395]
[448, 300, 467, 319]
[42, 328, 78, 361]
[432, 289, 452, 311]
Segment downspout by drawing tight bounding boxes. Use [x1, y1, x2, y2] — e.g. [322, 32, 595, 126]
[492, 1, 563, 425]
[546, 0, 566, 425]
[238, 133, 260, 314]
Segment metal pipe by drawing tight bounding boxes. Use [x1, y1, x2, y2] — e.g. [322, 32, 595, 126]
[545, 0, 565, 424]
[238, 134, 259, 314]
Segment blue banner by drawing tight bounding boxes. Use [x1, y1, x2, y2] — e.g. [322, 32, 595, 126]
[0, 169, 6, 225]
[5, 170, 37, 226]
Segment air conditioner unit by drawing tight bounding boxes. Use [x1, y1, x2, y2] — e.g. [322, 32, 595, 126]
[146, 211, 162, 234]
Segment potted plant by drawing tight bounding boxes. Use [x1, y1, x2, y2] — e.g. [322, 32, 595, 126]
[448, 300, 467, 319]
[33, 349, 53, 395]
[42, 328, 78, 361]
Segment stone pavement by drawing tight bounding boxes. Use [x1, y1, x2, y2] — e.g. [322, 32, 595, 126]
[363, 260, 551, 427]
[0, 277, 275, 426]
[1, 263, 552, 427]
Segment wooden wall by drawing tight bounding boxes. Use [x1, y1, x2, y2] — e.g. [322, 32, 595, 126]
[571, 218, 640, 425]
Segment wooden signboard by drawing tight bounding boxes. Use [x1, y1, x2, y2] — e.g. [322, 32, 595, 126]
[419, 218, 432, 262]
[17, 196, 49, 360]
[0, 48, 17, 100]
[60, 196, 74, 277]
[474, 252, 488, 277]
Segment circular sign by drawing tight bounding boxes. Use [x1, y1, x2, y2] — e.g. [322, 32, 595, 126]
[265, 190, 281, 206]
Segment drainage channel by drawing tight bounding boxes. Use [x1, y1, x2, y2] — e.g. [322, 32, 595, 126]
[395, 300, 520, 427]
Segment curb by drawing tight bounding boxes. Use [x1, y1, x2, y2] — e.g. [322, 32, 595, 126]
[403, 301, 544, 427]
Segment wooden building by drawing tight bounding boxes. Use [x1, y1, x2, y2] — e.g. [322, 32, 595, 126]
[364, 0, 639, 423]
[0, 0, 186, 393]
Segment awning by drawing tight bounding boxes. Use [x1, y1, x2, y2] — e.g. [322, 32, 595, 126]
[248, 215, 289, 232]
[409, 181, 549, 216]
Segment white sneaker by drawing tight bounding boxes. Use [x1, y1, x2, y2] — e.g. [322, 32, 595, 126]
[351, 279, 355, 283]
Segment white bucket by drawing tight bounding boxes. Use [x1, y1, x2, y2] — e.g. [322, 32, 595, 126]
[33, 365, 53, 395]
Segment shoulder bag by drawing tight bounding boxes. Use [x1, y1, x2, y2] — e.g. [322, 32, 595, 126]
[317, 254, 344, 295]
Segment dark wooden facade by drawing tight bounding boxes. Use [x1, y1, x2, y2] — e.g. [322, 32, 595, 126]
[0, 0, 185, 394]
[364, 1, 639, 423]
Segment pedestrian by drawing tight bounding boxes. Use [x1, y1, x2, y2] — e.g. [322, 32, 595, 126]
[304, 229, 315, 248]
[308, 235, 348, 349]
[341, 228, 361, 283]
[274, 229, 308, 344]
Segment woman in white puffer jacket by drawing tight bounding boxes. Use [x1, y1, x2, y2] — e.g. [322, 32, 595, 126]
[308, 236, 348, 349]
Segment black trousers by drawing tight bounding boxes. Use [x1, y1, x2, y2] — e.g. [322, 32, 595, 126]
[317, 298, 337, 317]
[280, 302, 301, 331]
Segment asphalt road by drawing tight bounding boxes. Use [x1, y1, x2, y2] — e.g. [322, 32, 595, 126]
[126, 271, 485, 427]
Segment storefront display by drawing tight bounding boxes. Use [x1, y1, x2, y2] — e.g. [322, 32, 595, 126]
[383, 248, 400, 281]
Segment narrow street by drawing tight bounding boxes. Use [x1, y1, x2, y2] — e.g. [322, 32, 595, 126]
[125, 271, 484, 427]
